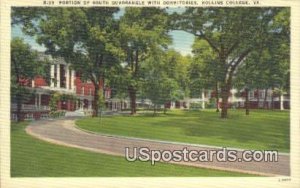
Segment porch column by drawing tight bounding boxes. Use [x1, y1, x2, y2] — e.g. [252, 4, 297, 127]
[186, 99, 190, 109]
[231, 89, 236, 103]
[280, 94, 284, 110]
[50, 64, 55, 87]
[38, 93, 41, 109]
[57, 64, 61, 88]
[35, 94, 38, 108]
[71, 70, 75, 91]
[66, 64, 70, 90]
[31, 79, 35, 88]
[201, 90, 205, 109]
[80, 100, 83, 110]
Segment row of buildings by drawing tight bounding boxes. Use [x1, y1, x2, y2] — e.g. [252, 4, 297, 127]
[11, 54, 125, 120]
[11, 54, 290, 120]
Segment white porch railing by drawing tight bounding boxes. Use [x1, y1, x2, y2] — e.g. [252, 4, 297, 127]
[11, 104, 50, 111]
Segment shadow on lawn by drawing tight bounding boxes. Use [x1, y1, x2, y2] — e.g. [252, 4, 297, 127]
[145, 110, 290, 151]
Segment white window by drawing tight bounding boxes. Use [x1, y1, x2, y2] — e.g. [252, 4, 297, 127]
[259, 91, 265, 99]
[249, 91, 254, 98]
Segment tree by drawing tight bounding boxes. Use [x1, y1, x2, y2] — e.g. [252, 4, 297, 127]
[98, 88, 106, 124]
[190, 39, 221, 112]
[143, 74, 179, 115]
[234, 51, 263, 115]
[119, 7, 171, 115]
[11, 38, 45, 121]
[173, 7, 287, 118]
[265, 8, 290, 110]
[257, 38, 289, 110]
[15, 7, 122, 117]
[141, 50, 184, 115]
[234, 7, 290, 113]
[12, 7, 49, 34]
[163, 50, 191, 99]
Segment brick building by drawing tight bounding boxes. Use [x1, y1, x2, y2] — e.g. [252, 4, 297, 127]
[11, 54, 128, 120]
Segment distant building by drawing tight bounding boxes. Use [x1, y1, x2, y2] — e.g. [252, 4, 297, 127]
[172, 88, 290, 110]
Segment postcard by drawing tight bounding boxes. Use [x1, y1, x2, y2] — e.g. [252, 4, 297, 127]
[1, 0, 299, 187]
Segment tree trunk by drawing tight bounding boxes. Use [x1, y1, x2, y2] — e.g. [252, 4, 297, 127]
[16, 92, 22, 122]
[271, 86, 274, 110]
[220, 85, 230, 118]
[280, 92, 284, 110]
[153, 105, 156, 116]
[263, 88, 268, 109]
[129, 86, 136, 115]
[215, 82, 219, 112]
[13, 59, 22, 121]
[163, 106, 167, 114]
[256, 88, 260, 109]
[93, 85, 99, 117]
[245, 88, 250, 115]
[128, 47, 138, 115]
[201, 90, 205, 109]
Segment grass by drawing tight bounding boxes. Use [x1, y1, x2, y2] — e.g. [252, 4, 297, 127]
[76, 109, 290, 153]
[11, 121, 255, 177]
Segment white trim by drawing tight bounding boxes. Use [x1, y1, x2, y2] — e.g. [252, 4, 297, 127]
[71, 70, 75, 90]
[31, 79, 35, 88]
[57, 64, 60, 88]
[66, 64, 70, 90]
[50, 64, 54, 87]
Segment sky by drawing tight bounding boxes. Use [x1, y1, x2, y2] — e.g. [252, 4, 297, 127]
[12, 8, 195, 56]
[169, 30, 195, 55]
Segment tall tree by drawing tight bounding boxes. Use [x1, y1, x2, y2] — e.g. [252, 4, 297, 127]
[14, 7, 122, 117]
[258, 38, 289, 110]
[11, 38, 45, 121]
[234, 51, 263, 115]
[190, 39, 221, 112]
[173, 7, 287, 118]
[234, 7, 290, 112]
[141, 50, 183, 115]
[163, 50, 191, 98]
[119, 7, 171, 115]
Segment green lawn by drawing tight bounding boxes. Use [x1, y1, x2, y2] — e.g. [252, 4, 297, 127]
[76, 109, 290, 153]
[11, 121, 254, 177]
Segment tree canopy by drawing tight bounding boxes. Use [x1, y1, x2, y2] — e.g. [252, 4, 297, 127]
[173, 7, 290, 118]
[11, 7, 290, 118]
[15, 7, 122, 116]
[118, 7, 172, 114]
[11, 38, 47, 121]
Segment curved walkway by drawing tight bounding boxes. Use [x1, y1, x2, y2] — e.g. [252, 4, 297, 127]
[26, 118, 290, 176]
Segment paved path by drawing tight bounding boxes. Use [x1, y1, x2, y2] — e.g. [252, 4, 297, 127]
[26, 119, 290, 176]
